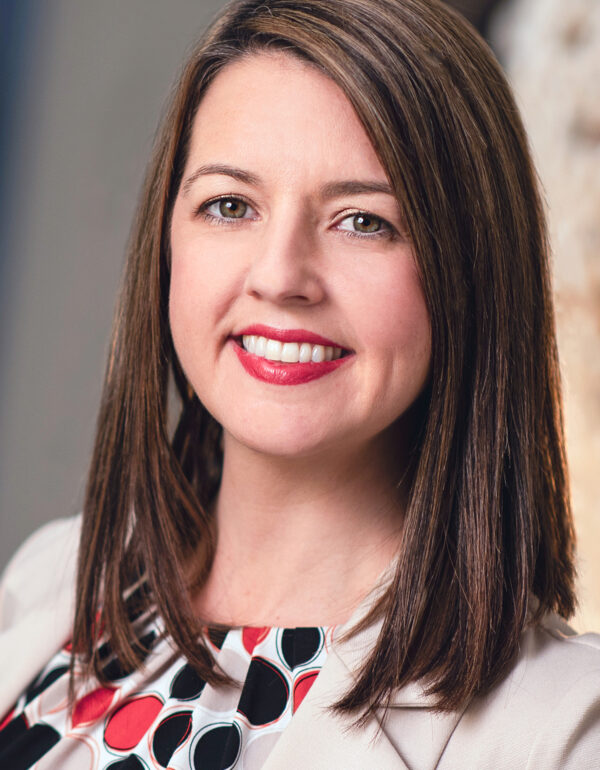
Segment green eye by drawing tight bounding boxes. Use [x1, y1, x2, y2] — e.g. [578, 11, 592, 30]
[217, 198, 248, 218]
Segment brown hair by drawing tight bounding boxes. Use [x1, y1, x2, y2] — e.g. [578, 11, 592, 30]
[72, 0, 576, 717]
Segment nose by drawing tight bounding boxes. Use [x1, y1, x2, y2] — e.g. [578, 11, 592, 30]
[243, 207, 325, 306]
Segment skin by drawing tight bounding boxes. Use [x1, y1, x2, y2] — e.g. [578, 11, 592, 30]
[169, 52, 431, 627]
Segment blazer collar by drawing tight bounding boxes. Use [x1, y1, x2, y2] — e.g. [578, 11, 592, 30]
[261, 562, 465, 769]
[263, 610, 463, 770]
[331, 555, 439, 707]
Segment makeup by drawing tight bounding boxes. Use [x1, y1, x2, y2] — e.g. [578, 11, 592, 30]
[231, 325, 352, 385]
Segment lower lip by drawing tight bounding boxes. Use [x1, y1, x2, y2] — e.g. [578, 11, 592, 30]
[232, 340, 351, 385]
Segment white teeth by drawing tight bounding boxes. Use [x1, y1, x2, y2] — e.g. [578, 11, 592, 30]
[255, 336, 266, 357]
[240, 335, 345, 364]
[242, 335, 256, 354]
[281, 342, 300, 362]
[265, 339, 282, 360]
[311, 345, 325, 363]
[299, 342, 312, 363]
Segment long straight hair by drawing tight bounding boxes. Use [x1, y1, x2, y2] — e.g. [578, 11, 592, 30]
[72, 0, 576, 716]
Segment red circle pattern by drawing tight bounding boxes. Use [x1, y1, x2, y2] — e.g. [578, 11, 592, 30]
[72, 687, 117, 728]
[0, 624, 331, 769]
[104, 694, 164, 751]
[242, 626, 270, 655]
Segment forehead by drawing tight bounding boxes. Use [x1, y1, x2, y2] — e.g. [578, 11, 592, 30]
[185, 51, 388, 185]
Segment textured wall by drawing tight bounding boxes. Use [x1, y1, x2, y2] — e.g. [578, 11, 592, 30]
[493, 0, 600, 632]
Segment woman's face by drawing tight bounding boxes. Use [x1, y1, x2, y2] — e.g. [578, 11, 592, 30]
[169, 52, 431, 460]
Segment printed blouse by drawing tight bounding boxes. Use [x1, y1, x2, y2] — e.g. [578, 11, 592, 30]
[0, 619, 333, 770]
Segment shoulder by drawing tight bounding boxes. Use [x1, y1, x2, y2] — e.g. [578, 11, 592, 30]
[439, 615, 600, 769]
[0, 515, 81, 631]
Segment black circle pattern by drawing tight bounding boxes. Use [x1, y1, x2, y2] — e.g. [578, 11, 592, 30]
[106, 756, 147, 769]
[0, 625, 329, 769]
[237, 657, 290, 726]
[192, 723, 241, 770]
[207, 626, 229, 649]
[99, 630, 158, 681]
[0, 719, 61, 770]
[170, 663, 206, 700]
[152, 710, 193, 767]
[280, 627, 323, 669]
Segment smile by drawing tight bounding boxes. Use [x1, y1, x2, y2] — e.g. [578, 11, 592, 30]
[242, 335, 344, 363]
[231, 325, 352, 385]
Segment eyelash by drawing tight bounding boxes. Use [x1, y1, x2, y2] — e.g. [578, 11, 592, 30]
[194, 195, 397, 241]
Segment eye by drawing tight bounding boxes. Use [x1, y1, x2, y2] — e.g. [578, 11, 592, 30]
[196, 196, 256, 222]
[336, 212, 394, 239]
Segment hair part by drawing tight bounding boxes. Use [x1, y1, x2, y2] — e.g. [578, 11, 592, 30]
[72, 0, 576, 719]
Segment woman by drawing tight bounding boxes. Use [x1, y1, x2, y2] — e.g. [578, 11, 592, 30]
[1, 0, 599, 767]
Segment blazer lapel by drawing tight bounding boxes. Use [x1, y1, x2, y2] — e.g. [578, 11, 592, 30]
[263, 566, 465, 770]
[263, 643, 409, 769]
[262, 628, 464, 770]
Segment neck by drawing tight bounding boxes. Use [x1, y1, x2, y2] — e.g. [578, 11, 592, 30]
[193, 429, 407, 628]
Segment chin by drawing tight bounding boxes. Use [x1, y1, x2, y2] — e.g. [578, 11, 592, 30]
[224, 420, 343, 460]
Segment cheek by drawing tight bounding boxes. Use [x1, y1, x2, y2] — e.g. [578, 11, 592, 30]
[168, 236, 220, 380]
[350, 259, 431, 360]
[168, 227, 241, 350]
[391, 281, 431, 364]
[385, 285, 429, 350]
[168, 257, 204, 352]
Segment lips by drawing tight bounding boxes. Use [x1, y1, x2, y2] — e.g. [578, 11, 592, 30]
[234, 324, 346, 348]
[231, 324, 353, 385]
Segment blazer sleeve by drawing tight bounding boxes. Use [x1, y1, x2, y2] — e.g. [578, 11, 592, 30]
[0, 515, 81, 632]
[526, 659, 600, 769]
[436, 623, 600, 769]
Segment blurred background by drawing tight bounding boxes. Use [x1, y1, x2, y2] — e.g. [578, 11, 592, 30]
[0, 0, 598, 631]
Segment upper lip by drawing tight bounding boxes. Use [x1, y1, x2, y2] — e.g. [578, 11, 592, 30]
[234, 324, 349, 350]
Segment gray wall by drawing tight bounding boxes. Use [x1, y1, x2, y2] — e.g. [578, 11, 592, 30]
[0, 1, 227, 571]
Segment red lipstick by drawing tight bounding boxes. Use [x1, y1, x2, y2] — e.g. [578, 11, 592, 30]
[235, 324, 344, 348]
[230, 325, 352, 386]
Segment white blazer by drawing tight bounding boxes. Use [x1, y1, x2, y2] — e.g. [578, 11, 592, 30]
[1, 516, 600, 769]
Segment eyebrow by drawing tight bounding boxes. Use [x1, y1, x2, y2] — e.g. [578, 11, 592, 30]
[320, 178, 394, 199]
[182, 164, 259, 194]
[181, 163, 394, 199]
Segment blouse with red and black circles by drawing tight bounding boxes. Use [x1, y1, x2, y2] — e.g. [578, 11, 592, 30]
[0, 619, 333, 770]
